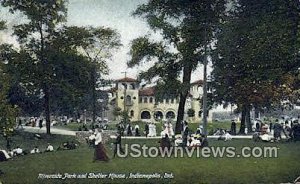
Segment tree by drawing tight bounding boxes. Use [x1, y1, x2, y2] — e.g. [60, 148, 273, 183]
[211, 0, 300, 133]
[0, 22, 18, 149]
[130, 0, 226, 134]
[1, 0, 69, 134]
[78, 27, 121, 126]
[1, 0, 108, 134]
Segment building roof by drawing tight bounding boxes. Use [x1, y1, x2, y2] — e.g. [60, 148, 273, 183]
[191, 79, 203, 86]
[116, 77, 137, 83]
[139, 87, 155, 96]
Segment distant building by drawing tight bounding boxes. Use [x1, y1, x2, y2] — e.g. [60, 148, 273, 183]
[108, 77, 204, 122]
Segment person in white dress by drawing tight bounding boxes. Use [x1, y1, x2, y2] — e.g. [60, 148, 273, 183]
[30, 146, 40, 154]
[164, 121, 174, 137]
[46, 143, 54, 152]
[94, 129, 109, 161]
[152, 123, 157, 137]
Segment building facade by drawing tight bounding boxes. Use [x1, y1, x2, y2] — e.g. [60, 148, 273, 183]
[108, 77, 204, 122]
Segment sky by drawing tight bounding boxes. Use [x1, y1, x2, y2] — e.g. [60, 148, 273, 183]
[0, 0, 210, 82]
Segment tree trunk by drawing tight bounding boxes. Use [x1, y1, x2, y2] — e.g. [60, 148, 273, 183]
[239, 104, 252, 134]
[246, 106, 252, 133]
[175, 64, 193, 134]
[175, 93, 188, 134]
[239, 105, 246, 134]
[44, 85, 51, 134]
[91, 67, 96, 126]
[202, 53, 208, 136]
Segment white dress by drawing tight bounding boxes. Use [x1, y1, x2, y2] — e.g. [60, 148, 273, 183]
[94, 132, 102, 145]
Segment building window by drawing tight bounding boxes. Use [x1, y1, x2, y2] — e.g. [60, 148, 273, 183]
[133, 96, 136, 100]
[130, 110, 134, 117]
[149, 97, 153, 103]
[122, 83, 127, 89]
[130, 84, 135, 89]
[120, 96, 124, 99]
[144, 97, 148, 103]
[198, 110, 202, 118]
[166, 111, 175, 119]
[141, 111, 151, 119]
[154, 111, 163, 120]
[126, 95, 132, 106]
[171, 98, 174, 104]
[139, 97, 142, 103]
[166, 98, 169, 104]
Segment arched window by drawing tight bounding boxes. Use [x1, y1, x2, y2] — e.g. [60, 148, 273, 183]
[166, 111, 175, 119]
[130, 84, 135, 90]
[198, 110, 202, 118]
[130, 110, 134, 117]
[126, 95, 132, 106]
[149, 97, 153, 103]
[144, 97, 148, 103]
[154, 111, 163, 120]
[122, 83, 127, 89]
[141, 111, 151, 119]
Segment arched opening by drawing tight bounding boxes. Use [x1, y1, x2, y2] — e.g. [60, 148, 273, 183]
[141, 111, 151, 119]
[130, 83, 135, 89]
[125, 95, 132, 106]
[122, 83, 127, 89]
[130, 110, 134, 117]
[166, 111, 175, 119]
[154, 111, 163, 120]
[149, 97, 153, 103]
[144, 97, 148, 103]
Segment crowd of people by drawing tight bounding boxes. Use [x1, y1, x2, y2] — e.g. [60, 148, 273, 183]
[253, 118, 300, 142]
[0, 141, 78, 163]
[116, 121, 158, 137]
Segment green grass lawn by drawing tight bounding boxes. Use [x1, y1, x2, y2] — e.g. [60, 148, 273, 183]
[0, 132, 300, 184]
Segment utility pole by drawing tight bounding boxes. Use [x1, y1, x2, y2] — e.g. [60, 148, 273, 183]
[121, 71, 127, 112]
[121, 71, 128, 123]
[202, 25, 208, 137]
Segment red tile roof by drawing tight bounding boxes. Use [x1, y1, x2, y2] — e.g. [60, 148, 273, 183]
[116, 77, 137, 83]
[139, 87, 155, 96]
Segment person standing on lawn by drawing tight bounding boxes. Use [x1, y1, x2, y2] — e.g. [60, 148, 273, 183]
[94, 129, 109, 162]
[113, 132, 125, 157]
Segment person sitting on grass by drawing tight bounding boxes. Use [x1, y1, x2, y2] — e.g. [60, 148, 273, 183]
[13, 146, 23, 156]
[217, 130, 232, 141]
[57, 141, 78, 151]
[45, 143, 54, 152]
[0, 149, 11, 161]
[30, 146, 40, 154]
[174, 135, 183, 147]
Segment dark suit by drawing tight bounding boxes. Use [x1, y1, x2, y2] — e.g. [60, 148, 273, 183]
[114, 135, 124, 157]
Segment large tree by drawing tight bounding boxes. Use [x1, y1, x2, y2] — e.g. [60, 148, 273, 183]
[129, 0, 226, 134]
[211, 0, 300, 133]
[1, 0, 69, 134]
[78, 27, 121, 125]
[1, 0, 113, 134]
[0, 22, 17, 149]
